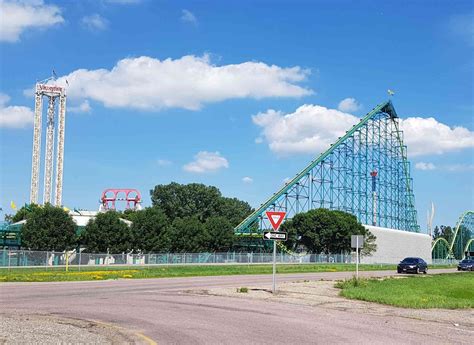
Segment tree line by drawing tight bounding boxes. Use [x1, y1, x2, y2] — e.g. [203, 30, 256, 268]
[8, 182, 376, 255]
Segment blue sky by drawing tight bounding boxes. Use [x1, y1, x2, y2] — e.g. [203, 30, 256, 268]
[0, 0, 473, 230]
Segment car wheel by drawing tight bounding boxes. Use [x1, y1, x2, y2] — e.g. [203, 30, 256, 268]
[416, 267, 419, 274]
[397, 269, 401, 274]
[423, 268, 427, 274]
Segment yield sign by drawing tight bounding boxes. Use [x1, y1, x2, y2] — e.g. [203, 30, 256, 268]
[265, 211, 286, 230]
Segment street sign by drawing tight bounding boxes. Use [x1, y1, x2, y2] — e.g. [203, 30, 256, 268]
[263, 231, 288, 241]
[264, 211, 287, 294]
[265, 211, 286, 230]
[351, 235, 364, 249]
[351, 235, 364, 280]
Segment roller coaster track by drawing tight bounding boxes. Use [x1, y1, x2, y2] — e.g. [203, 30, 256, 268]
[431, 211, 474, 259]
[235, 100, 419, 235]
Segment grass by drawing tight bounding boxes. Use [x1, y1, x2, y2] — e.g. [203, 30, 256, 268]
[0, 263, 401, 282]
[0, 263, 456, 283]
[237, 287, 249, 293]
[336, 273, 474, 309]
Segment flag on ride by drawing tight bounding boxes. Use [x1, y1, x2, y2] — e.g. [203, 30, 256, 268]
[10, 201, 16, 210]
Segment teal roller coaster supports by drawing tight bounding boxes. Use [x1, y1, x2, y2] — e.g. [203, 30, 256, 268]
[235, 100, 419, 235]
[447, 211, 473, 259]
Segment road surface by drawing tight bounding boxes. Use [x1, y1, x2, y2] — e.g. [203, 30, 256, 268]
[0, 269, 471, 344]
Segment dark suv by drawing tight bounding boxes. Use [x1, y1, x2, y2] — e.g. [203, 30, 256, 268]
[397, 257, 428, 274]
[457, 259, 474, 271]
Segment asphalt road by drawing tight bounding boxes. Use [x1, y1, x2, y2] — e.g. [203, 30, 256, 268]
[0, 269, 471, 344]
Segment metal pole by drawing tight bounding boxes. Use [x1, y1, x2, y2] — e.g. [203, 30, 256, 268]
[8, 249, 11, 272]
[356, 237, 359, 280]
[78, 251, 82, 271]
[272, 240, 276, 293]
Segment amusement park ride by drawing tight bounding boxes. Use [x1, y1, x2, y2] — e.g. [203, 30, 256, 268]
[1, 86, 472, 259]
[99, 189, 142, 211]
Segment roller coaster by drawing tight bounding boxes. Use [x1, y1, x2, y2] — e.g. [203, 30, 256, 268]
[431, 211, 474, 259]
[234, 100, 473, 258]
[2, 100, 472, 259]
[235, 100, 419, 236]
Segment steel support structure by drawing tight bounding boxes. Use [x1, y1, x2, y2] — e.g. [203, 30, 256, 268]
[235, 100, 419, 236]
[431, 211, 473, 260]
[43, 96, 56, 204]
[30, 92, 43, 204]
[54, 94, 66, 206]
[449, 211, 473, 259]
[29, 82, 66, 206]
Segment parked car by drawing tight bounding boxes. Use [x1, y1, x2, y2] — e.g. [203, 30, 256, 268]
[397, 257, 428, 274]
[457, 259, 474, 271]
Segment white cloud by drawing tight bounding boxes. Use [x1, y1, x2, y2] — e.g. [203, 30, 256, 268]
[253, 105, 359, 155]
[415, 162, 474, 172]
[0, 0, 64, 42]
[338, 97, 361, 112]
[181, 9, 197, 25]
[398, 117, 474, 156]
[0, 92, 34, 128]
[54, 55, 311, 111]
[415, 162, 436, 171]
[255, 137, 263, 144]
[183, 151, 229, 173]
[242, 176, 253, 183]
[444, 164, 474, 172]
[81, 14, 108, 31]
[157, 159, 172, 166]
[253, 104, 474, 157]
[68, 100, 91, 113]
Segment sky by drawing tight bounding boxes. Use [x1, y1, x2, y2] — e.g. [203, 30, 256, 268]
[0, 0, 473, 231]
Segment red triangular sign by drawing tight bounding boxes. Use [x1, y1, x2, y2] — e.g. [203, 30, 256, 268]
[265, 211, 286, 230]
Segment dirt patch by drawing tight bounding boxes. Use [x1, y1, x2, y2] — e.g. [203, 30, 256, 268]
[196, 280, 474, 330]
[0, 313, 149, 344]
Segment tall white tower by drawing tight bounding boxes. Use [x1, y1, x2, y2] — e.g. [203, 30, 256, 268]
[30, 81, 67, 206]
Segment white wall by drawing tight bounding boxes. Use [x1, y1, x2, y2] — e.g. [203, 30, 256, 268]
[361, 225, 432, 264]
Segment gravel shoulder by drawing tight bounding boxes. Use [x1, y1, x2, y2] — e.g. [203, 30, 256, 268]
[198, 279, 474, 330]
[0, 313, 150, 345]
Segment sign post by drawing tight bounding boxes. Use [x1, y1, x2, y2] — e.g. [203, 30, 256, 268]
[351, 235, 364, 279]
[264, 211, 286, 294]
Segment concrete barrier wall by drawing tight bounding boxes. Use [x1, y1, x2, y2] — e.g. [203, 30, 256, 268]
[361, 225, 432, 264]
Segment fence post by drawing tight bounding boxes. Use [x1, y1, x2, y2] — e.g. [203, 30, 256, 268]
[45, 251, 48, 269]
[78, 251, 82, 271]
[8, 249, 11, 272]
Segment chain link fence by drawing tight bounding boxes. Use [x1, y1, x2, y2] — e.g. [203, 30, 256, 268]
[0, 249, 459, 268]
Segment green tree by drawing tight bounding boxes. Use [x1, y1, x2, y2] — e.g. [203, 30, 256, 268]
[11, 204, 41, 223]
[280, 208, 376, 256]
[433, 225, 441, 239]
[150, 182, 253, 225]
[3, 214, 14, 223]
[149, 182, 253, 252]
[130, 207, 171, 252]
[167, 217, 208, 252]
[217, 197, 253, 227]
[21, 204, 76, 251]
[440, 225, 454, 244]
[204, 216, 234, 252]
[80, 211, 133, 253]
[150, 183, 222, 221]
